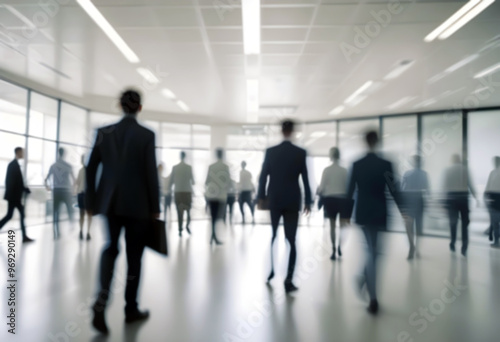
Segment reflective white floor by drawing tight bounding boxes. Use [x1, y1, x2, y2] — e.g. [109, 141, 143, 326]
[0, 217, 499, 342]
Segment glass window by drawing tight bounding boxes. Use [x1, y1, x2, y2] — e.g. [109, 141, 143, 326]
[0, 132, 26, 188]
[59, 102, 89, 146]
[90, 112, 120, 131]
[142, 120, 161, 138]
[25, 138, 56, 186]
[227, 125, 268, 151]
[421, 112, 462, 237]
[29, 92, 58, 140]
[468, 110, 500, 237]
[302, 122, 337, 156]
[338, 119, 379, 169]
[161, 123, 191, 148]
[0, 80, 28, 134]
[192, 125, 211, 149]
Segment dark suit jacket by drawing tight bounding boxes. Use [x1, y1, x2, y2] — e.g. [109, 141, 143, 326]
[4, 159, 27, 202]
[347, 153, 401, 226]
[86, 116, 160, 219]
[258, 141, 312, 212]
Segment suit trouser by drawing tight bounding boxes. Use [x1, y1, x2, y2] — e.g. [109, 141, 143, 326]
[175, 192, 192, 232]
[53, 188, 74, 232]
[0, 200, 27, 238]
[491, 210, 500, 243]
[94, 214, 147, 314]
[361, 225, 380, 301]
[447, 193, 469, 250]
[270, 209, 299, 282]
[239, 191, 255, 221]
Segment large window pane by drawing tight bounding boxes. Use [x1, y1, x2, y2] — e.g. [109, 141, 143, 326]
[0, 132, 26, 188]
[60, 103, 89, 146]
[338, 119, 379, 168]
[29, 92, 58, 140]
[382, 116, 418, 232]
[26, 138, 56, 186]
[421, 112, 462, 237]
[193, 125, 211, 149]
[227, 125, 268, 151]
[90, 112, 120, 130]
[161, 123, 191, 148]
[0, 80, 27, 134]
[302, 122, 337, 157]
[468, 110, 500, 238]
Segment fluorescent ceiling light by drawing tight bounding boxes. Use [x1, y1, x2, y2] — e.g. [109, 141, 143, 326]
[427, 72, 447, 84]
[137, 67, 159, 84]
[384, 60, 414, 80]
[329, 105, 345, 116]
[386, 96, 416, 110]
[310, 131, 327, 138]
[176, 100, 190, 112]
[76, 0, 140, 63]
[247, 79, 259, 112]
[242, 0, 261, 55]
[344, 81, 373, 104]
[439, 0, 495, 40]
[349, 95, 367, 107]
[445, 54, 479, 72]
[162, 88, 176, 100]
[424, 0, 482, 42]
[474, 62, 500, 78]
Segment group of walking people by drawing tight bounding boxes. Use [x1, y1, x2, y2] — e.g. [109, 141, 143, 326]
[1, 89, 498, 336]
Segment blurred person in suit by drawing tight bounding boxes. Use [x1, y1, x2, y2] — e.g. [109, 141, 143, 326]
[401, 155, 429, 259]
[484, 156, 500, 247]
[317, 147, 351, 260]
[347, 130, 403, 314]
[442, 154, 477, 257]
[0, 147, 34, 242]
[168, 151, 194, 237]
[86, 89, 160, 334]
[206, 148, 232, 245]
[76, 154, 92, 240]
[45, 147, 75, 240]
[238, 161, 256, 224]
[258, 120, 312, 293]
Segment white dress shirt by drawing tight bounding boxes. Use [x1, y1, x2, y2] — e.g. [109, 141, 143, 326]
[317, 163, 348, 197]
[169, 161, 194, 193]
[239, 169, 254, 192]
[76, 167, 86, 193]
[205, 160, 231, 201]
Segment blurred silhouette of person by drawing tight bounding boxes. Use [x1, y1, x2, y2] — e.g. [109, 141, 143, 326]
[484, 156, 500, 247]
[347, 130, 403, 314]
[76, 154, 92, 240]
[157, 163, 172, 222]
[45, 147, 75, 240]
[443, 154, 476, 257]
[258, 120, 312, 293]
[238, 161, 255, 224]
[168, 151, 194, 237]
[317, 147, 351, 260]
[0, 147, 34, 242]
[225, 179, 237, 225]
[205, 148, 232, 245]
[86, 89, 160, 334]
[401, 155, 429, 259]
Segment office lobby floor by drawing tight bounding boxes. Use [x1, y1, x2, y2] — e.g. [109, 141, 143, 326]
[0, 217, 499, 342]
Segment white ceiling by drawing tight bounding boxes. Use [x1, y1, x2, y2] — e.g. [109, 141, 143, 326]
[0, 0, 499, 123]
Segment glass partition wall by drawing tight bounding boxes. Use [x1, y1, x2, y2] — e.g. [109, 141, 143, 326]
[0, 76, 498, 240]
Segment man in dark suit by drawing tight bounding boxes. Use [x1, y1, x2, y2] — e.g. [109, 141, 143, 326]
[258, 120, 312, 293]
[86, 89, 160, 334]
[347, 130, 403, 314]
[0, 147, 34, 242]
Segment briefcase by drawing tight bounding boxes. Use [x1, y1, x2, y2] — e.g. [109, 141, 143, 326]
[146, 219, 168, 256]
